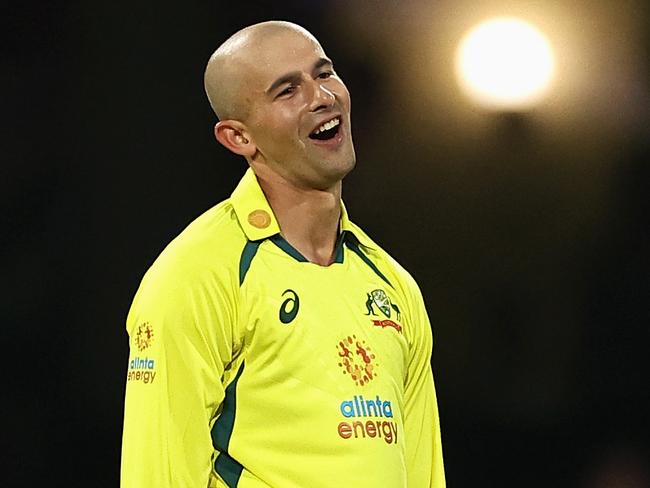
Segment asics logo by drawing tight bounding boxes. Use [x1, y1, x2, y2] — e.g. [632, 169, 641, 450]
[279, 289, 299, 324]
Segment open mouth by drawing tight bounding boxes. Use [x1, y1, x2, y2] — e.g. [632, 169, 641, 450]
[309, 116, 341, 141]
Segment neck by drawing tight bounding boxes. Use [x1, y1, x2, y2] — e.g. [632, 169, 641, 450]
[252, 164, 342, 266]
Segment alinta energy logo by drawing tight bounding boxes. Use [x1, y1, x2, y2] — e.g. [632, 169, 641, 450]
[337, 335, 377, 386]
[128, 322, 156, 384]
[364, 289, 402, 333]
[127, 356, 157, 384]
[336, 394, 398, 445]
[135, 322, 154, 351]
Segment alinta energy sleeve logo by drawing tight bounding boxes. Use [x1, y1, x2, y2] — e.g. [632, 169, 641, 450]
[127, 356, 157, 384]
[127, 322, 157, 384]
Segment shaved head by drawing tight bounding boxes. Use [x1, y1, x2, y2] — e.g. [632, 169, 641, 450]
[204, 20, 355, 189]
[204, 21, 320, 122]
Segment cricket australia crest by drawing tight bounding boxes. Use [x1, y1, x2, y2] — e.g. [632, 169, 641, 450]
[364, 289, 402, 333]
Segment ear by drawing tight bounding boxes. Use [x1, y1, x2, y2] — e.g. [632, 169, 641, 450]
[214, 120, 257, 157]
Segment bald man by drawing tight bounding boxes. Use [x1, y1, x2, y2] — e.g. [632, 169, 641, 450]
[121, 21, 445, 488]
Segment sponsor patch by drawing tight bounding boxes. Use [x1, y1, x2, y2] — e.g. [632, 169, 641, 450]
[126, 356, 157, 384]
[336, 394, 398, 444]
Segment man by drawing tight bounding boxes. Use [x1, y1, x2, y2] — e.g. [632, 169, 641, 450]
[121, 21, 445, 487]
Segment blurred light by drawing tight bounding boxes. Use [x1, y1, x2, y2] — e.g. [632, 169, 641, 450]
[456, 17, 555, 110]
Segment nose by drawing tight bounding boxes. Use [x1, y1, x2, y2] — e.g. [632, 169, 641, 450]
[308, 79, 335, 112]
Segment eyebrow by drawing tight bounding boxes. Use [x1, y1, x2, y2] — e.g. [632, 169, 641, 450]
[265, 57, 333, 95]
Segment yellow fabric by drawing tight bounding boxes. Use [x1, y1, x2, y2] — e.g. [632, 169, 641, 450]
[121, 168, 445, 487]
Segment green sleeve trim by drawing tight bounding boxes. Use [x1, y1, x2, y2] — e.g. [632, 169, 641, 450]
[214, 453, 243, 488]
[239, 241, 261, 285]
[211, 363, 245, 487]
[345, 237, 392, 287]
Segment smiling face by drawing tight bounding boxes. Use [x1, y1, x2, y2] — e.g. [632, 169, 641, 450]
[208, 24, 356, 190]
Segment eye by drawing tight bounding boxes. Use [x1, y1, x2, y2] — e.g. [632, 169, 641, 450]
[317, 71, 333, 79]
[277, 85, 296, 98]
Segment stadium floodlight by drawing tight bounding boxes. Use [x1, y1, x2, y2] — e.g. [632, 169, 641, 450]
[456, 17, 555, 111]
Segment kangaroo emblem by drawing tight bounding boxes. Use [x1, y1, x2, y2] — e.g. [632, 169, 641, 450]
[364, 289, 400, 320]
[364, 293, 377, 316]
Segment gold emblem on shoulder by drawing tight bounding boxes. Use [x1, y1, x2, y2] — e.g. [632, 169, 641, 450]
[247, 209, 271, 229]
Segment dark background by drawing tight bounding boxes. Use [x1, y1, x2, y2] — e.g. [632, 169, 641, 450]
[3, 1, 649, 486]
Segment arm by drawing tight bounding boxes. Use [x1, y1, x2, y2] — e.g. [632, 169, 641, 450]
[120, 260, 237, 487]
[403, 282, 446, 488]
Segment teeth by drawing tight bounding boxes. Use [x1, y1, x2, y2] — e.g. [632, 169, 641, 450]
[314, 117, 340, 134]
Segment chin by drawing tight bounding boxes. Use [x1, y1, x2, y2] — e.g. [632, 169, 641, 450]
[341, 158, 356, 178]
[340, 149, 357, 175]
[322, 159, 356, 188]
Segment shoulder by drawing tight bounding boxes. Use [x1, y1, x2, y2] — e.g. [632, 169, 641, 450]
[347, 220, 422, 300]
[131, 198, 247, 312]
[347, 221, 432, 349]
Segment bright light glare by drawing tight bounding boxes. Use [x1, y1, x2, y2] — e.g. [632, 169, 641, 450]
[456, 17, 555, 110]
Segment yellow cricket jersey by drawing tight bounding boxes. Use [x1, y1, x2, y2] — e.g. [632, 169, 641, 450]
[121, 168, 445, 487]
